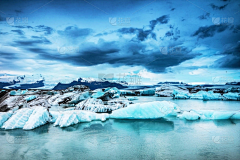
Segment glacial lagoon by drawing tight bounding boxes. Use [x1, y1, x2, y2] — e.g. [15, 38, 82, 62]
[0, 97, 239, 160]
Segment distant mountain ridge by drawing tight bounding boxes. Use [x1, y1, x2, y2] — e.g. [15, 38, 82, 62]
[53, 78, 128, 90]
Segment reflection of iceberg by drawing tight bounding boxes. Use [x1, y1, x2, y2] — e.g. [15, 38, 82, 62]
[112, 119, 174, 133]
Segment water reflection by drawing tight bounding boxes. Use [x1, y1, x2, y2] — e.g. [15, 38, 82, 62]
[0, 119, 239, 160]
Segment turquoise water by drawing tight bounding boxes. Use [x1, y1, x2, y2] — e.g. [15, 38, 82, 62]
[0, 98, 240, 160]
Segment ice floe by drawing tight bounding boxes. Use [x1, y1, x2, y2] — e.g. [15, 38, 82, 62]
[53, 110, 109, 127]
[23, 107, 50, 130]
[110, 101, 181, 119]
[223, 92, 240, 100]
[0, 111, 12, 126]
[2, 108, 33, 129]
[178, 110, 240, 120]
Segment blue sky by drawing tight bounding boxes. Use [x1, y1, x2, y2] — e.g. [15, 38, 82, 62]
[0, 0, 240, 84]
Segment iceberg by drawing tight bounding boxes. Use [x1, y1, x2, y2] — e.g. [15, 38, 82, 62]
[110, 101, 181, 119]
[75, 98, 108, 112]
[223, 92, 240, 101]
[190, 91, 223, 100]
[127, 97, 138, 101]
[23, 107, 50, 130]
[178, 110, 239, 120]
[91, 89, 105, 98]
[49, 111, 61, 123]
[25, 95, 37, 102]
[2, 108, 33, 129]
[9, 89, 28, 96]
[0, 111, 12, 126]
[172, 90, 190, 99]
[53, 110, 109, 127]
[177, 111, 200, 120]
[231, 111, 240, 119]
[202, 91, 223, 100]
[53, 113, 79, 127]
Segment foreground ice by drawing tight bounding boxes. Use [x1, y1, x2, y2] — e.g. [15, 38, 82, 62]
[0, 111, 12, 126]
[1, 100, 240, 130]
[2, 108, 34, 129]
[52, 110, 109, 127]
[23, 107, 50, 130]
[110, 101, 181, 119]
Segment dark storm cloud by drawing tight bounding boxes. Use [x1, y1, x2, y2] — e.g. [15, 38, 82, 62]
[0, 31, 8, 35]
[33, 39, 200, 73]
[149, 15, 169, 29]
[14, 37, 52, 46]
[214, 43, 240, 68]
[118, 15, 172, 41]
[192, 25, 229, 39]
[210, 3, 228, 10]
[57, 26, 93, 38]
[11, 29, 25, 35]
[0, 15, 5, 21]
[34, 25, 54, 35]
[0, 52, 17, 59]
[15, 10, 22, 13]
[118, 27, 156, 41]
[13, 25, 33, 29]
[198, 13, 210, 20]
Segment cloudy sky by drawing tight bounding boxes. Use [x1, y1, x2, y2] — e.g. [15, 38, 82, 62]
[0, 0, 240, 85]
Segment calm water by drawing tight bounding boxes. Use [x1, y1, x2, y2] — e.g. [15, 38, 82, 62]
[0, 98, 240, 160]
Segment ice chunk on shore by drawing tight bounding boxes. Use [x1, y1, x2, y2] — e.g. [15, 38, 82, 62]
[0, 112, 12, 126]
[23, 107, 50, 130]
[110, 101, 180, 119]
[2, 108, 33, 129]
